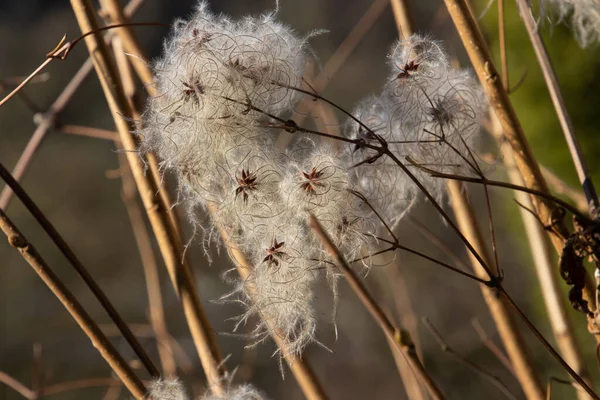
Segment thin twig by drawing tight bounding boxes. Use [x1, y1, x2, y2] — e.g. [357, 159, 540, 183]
[0, 160, 159, 378]
[498, 0, 508, 91]
[423, 318, 517, 400]
[276, 0, 390, 149]
[0, 371, 35, 400]
[309, 214, 445, 400]
[471, 319, 515, 377]
[31, 343, 42, 399]
[0, 0, 145, 210]
[447, 180, 545, 399]
[0, 208, 146, 399]
[59, 124, 119, 141]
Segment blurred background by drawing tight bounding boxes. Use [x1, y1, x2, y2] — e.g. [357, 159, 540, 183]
[1, 0, 600, 398]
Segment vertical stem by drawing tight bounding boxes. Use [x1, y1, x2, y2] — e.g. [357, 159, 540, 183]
[447, 181, 545, 400]
[498, 0, 509, 91]
[514, 0, 599, 219]
[0, 209, 147, 399]
[112, 36, 177, 378]
[309, 215, 445, 400]
[390, 0, 415, 38]
[69, 0, 226, 394]
[492, 115, 594, 399]
[442, 0, 596, 314]
[98, 0, 182, 240]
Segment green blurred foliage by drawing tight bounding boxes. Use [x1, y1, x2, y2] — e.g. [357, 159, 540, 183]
[478, 0, 600, 187]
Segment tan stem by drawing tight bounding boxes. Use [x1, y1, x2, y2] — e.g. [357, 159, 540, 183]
[98, 0, 183, 242]
[0, 209, 146, 399]
[514, 0, 598, 217]
[309, 215, 445, 400]
[447, 181, 545, 400]
[492, 115, 593, 400]
[69, 0, 226, 394]
[440, 0, 597, 310]
[112, 36, 178, 378]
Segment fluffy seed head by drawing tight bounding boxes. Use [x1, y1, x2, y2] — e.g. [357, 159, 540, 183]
[544, 0, 600, 47]
[148, 379, 188, 400]
[200, 384, 268, 400]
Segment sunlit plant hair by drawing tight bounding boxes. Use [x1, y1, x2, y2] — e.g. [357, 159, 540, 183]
[141, 0, 486, 361]
[200, 384, 269, 400]
[347, 34, 486, 227]
[544, 0, 600, 47]
[149, 379, 189, 400]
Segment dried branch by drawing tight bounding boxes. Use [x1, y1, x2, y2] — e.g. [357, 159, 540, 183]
[309, 214, 445, 400]
[423, 318, 516, 400]
[0, 208, 146, 399]
[0, 160, 159, 378]
[0, 0, 145, 210]
[471, 319, 515, 377]
[491, 113, 593, 397]
[441, 0, 596, 311]
[515, 0, 599, 218]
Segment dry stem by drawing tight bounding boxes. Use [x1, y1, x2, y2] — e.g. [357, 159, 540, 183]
[514, 0, 599, 218]
[447, 180, 545, 399]
[113, 35, 177, 378]
[491, 113, 593, 398]
[441, 0, 596, 309]
[0, 209, 146, 399]
[69, 0, 226, 394]
[309, 214, 445, 400]
[0, 161, 159, 378]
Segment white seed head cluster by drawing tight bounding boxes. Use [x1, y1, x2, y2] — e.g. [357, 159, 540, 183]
[148, 379, 268, 400]
[200, 384, 268, 400]
[148, 379, 188, 400]
[141, 0, 485, 358]
[346, 35, 486, 227]
[141, 2, 372, 357]
[545, 0, 600, 47]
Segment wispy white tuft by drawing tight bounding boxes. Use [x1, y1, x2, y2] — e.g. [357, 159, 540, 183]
[200, 384, 268, 400]
[346, 35, 486, 227]
[148, 379, 188, 400]
[544, 0, 600, 47]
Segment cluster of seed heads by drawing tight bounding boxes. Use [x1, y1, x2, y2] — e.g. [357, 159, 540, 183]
[347, 36, 486, 227]
[140, 2, 485, 361]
